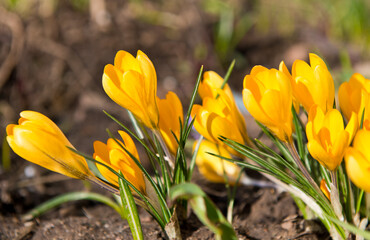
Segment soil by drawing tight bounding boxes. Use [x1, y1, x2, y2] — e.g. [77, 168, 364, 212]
[0, 0, 368, 239]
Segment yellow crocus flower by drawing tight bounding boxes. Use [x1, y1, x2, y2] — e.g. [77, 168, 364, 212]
[192, 90, 247, 154]
[345, 130, 370, 192]
[102, 50, 159, 128]
[338, 73, 370, 126]
[291, 53, 335, 113]
[156, 91, 183, 155]
[198, 71, 250, 145]
[306, 105, 358, 171]
[243, 66, 293, 142]
[6, 111, 90, 179]
[194, 139, 242, 185]
[93, 130, 146, 194]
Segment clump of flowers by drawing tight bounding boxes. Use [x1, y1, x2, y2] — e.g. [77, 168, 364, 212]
[6, 50, 370, 240]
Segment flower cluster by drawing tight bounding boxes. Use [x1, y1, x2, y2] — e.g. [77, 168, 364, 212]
[6, 50, 370, 239]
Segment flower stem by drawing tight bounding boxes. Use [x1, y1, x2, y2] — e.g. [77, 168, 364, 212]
[153, 129, 174, 169]
[330, 170, 344, 221]
[285, 141, 321, 193]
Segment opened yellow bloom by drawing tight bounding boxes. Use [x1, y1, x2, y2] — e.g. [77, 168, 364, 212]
[6, 111, 90, 179]
[192, 91, 248, 154]
[194, 140, 242, 184]
[291, 53, 335, 113]
[306, 105, 358, 171]
[243, 66, 293, 142]
[93, 130, 145, 194]
[156, 91, 183, 155]
[338, 73, 370, 127]
[345, 130, 370, 192]
[102, 50, 159, 128]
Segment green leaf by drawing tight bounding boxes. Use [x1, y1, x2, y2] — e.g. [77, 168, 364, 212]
[118, 171, 144, 240]
[22, 191, 124, 221]
[171, 183, 237, 240]
[292, 106, 305, 160]
[68, 147, 166, 227]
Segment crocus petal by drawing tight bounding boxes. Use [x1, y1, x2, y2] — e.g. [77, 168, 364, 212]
[199, 71, 233, 100]
[194, 140, 241, 184]
[157, 92, 183, 154]
[93, 131, 146, 194]
[243, 89, 273, 125]
[114, 50, 141, 73]
[345, 147, 370, 192]
[307, 140, 335, 170]
[345, 112, 358, 143]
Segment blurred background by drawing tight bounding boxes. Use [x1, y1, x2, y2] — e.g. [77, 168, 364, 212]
[1, 0, 370, 217]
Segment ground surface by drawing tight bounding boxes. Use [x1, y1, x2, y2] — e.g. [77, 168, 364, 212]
[1, 0, 369, 239]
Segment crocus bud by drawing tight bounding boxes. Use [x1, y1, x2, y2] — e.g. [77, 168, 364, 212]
[243, 66, 293, 142]
[291, 53, 335, 113]
[6, 111, 90, 179]
[102, 50, 159, 128]
[156, 91, 183, 155]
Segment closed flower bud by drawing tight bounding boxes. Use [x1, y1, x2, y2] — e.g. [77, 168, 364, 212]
[198, 71, 250, 145]
[192, 90, 248, 154]
[243, 66, 293, 142]
[338, 73, 370, 127]
[102, 50, 159, 128]
[6, 111, 90, 179]
[156, 91, 183, 155]
[291, 53, 335, 113]
[306, 105, 358, 171]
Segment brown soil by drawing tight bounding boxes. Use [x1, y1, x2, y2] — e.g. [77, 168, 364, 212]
[0, 0, 367, 239]
[0, 170, 328, 239]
